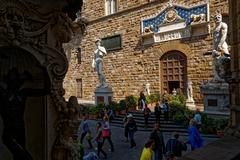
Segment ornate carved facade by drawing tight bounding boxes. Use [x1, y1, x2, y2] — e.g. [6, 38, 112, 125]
[0, 0, 84, 159]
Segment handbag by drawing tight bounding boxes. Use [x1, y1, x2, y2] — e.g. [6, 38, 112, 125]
[102, 129, 110, 137]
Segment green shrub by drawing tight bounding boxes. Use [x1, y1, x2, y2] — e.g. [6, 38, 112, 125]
[95, 103, 106, 113]
[118, 99, 126, 111]
[125, 95, 138, 107]
[88, 106, 98, 115]
[108, 101, 118, 112]
[167, 93, 229, 134]
[146, 92, 161, 104]
[168, 94, 186, 105]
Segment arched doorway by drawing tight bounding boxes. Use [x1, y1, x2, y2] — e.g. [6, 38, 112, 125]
[0, 46, 48, 160]
[160, 51, 187, 94]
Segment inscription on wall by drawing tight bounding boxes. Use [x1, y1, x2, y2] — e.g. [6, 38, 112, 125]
[154, 28, 191, 43]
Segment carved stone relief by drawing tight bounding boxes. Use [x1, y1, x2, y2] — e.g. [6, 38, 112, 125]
[0, 0, 85, 159]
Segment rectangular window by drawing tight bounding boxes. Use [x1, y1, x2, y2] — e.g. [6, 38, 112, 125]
[106, 0, 117, 15]
[101, 35, 122, 51]
[76, 79, 83, 98]
[76, 47, 81, 64]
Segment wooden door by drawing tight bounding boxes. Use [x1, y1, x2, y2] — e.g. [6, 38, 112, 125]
[161, 51, 187, 94]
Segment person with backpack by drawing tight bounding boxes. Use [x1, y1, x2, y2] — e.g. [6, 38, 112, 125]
[150, 122, 165, 160]
[123, 113, 129, 142]
[154, 102, 161, 123]
[79, 115, 93, 149]
[165, 132, 187, 159]
[126, 114, 138, 148]
[163, 101, 169, 121]
[138, 91, 146, 111]
[144, 104, 151, 128]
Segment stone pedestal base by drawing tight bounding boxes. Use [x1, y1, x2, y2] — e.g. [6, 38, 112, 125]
[200, 82, 230, 118]
[94, 86, 113, 105]
[179, 136, 240, 160]
[186, 99, 196, 110]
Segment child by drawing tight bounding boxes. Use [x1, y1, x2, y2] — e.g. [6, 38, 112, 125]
[95, 122, 107, 159]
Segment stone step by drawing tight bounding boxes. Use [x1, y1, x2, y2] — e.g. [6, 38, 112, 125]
[113, 115, 173, 122]
[110, 123, 219, 139]
[110, 123, 187, 133]
[110, 119, 185, 129]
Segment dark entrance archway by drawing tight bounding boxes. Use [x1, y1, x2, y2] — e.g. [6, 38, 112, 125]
[0, 46, 49, 160]
[160, 51, 187, 94]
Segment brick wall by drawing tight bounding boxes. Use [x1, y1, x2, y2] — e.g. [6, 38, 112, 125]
[64, 0, 229, 106]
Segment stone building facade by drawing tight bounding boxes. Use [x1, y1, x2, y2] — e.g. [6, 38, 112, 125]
[64, 0, 229, 107]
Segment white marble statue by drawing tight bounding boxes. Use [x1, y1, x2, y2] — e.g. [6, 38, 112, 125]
[145, 81, 150, 95]
[187, 79, 194, 101]
[92, 39, 108, 88]
[172, 88, 177, 96]
[212, 13, 231, 82]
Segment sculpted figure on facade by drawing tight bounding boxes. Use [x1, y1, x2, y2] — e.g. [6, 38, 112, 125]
[187, 78, 194, 101]
[92, 39, 108, 88]
[211, 13, 231, 82]
[145, 80, 150, 95]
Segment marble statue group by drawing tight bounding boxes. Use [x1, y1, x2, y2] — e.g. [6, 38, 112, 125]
[212, 13, 231, 82]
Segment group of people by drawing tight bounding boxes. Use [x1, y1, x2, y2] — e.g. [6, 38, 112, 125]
[78, 114, 114, 159]
[77, 109, 204, 160]
[140, 111, 204, 160]
[140, 122, 187, 160]
[138, 91, 170, 127]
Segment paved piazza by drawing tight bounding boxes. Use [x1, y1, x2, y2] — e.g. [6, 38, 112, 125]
[82, 120, 218, 160]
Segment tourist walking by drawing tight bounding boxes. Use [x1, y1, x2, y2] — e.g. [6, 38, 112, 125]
[138, 91, 147, 111]
[163, 101, 169, 121]
[79, 115, 93, 149]
[95, 122, 107, 159]
[123, 113, 129, 142]
[150, 122, 165, 160]
[102, 116, 114, 152]
[193, 109, 202, 130]
[144, 105, 151, 127]
[126, 114, 138, 148]
[140, 139, 155, 160]
[187, 119, 204, 151]
[165, 132, 187, 159]
[154, 102, 161, 123]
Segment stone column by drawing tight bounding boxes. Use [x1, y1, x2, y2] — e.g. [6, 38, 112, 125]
[225, 0, 240, 138]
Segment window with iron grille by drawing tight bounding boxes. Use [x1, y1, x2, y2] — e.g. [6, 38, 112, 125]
[101, 35, 122, 51]
[76, 79, 83, 98]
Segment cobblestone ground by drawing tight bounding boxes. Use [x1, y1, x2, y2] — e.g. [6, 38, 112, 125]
[82, 120, 218, 160]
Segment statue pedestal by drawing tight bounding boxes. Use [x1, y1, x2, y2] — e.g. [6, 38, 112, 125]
[200, 82, 230, 118]
[186, 99, 196, 110]
[94, 86, 113, 105]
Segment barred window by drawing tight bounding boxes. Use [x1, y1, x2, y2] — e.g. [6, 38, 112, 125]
[76, 79, 83, 98]
[101, 35, 122, 51]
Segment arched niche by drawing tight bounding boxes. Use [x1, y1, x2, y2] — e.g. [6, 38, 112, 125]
[0, 46, 49, 160]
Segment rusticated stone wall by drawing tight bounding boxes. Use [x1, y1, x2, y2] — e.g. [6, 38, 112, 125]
[64, 0, 229, 107]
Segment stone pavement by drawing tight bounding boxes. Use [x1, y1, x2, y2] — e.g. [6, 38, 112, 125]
[81, 120, 218, 160]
